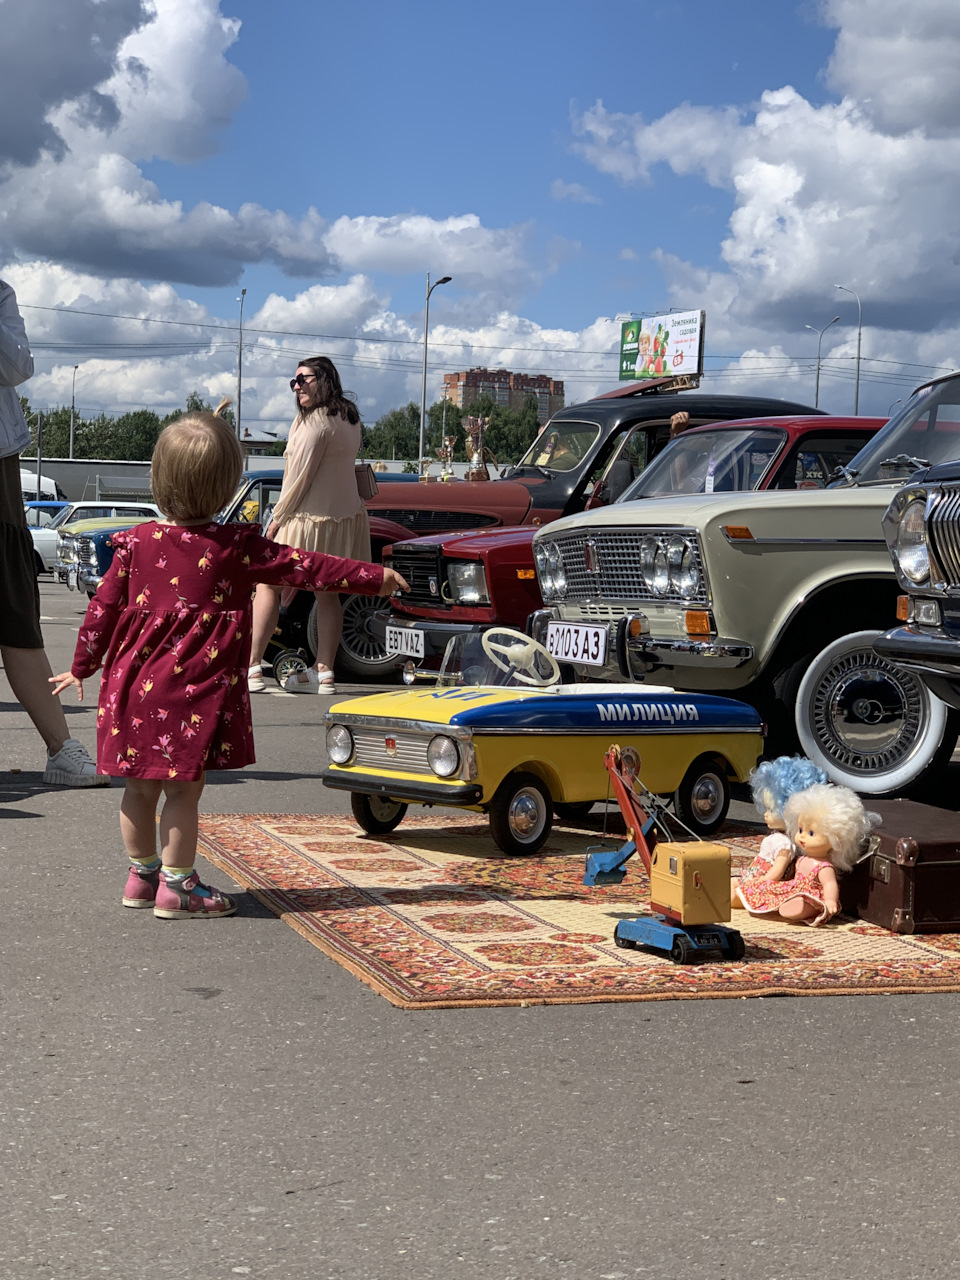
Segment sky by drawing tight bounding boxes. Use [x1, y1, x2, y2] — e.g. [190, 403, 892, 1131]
[2, 0, 959, 441]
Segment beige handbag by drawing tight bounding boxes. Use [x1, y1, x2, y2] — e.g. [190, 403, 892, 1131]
[355, 462, 379, 500]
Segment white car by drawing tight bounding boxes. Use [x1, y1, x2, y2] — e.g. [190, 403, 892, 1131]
[31, 500, 160, 575]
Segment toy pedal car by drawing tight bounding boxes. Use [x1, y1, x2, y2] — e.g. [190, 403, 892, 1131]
[322, 628, 764, 856]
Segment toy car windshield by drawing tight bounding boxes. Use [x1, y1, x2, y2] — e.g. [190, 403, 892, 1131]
[436, 631, 557, 688]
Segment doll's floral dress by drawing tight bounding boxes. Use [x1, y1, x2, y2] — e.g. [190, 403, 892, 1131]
[736, 852, 834, 926]
[70, 521, 384, 780]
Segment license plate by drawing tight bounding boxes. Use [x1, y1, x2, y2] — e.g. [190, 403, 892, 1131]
[545, 622, 606, 666]
[66, 567, 78, 591]
[386, 625, 424, 658]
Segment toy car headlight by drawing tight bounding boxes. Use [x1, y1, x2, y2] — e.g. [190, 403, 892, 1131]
[895, 499, 930, 585]
[427, 735, 461, 778]
[326, 723, 355, 765]
[666, 535, 700, 598]
[447, 561, 490, 605]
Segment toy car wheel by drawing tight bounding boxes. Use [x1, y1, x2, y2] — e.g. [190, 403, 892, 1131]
[794, 629, 959, 795]
[673, 756, 730, 836]
[613, 924, 635, 949]
[272, 649, 308, 687]
[670, 935, 694, 964]
[488, 772, 553, 856]
[350, 792, 408, 836]
[723, 932, 746, 961]
[553, 801, 594, 823]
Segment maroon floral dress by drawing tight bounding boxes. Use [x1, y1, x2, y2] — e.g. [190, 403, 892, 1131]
[70, 521, 385, 780]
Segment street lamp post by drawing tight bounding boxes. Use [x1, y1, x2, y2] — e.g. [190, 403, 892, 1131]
[419, 273, 452, 471]
[835, 284, 862, 414]
[236, 287, 247, 440]
[804, 316, 839, 409]
[69, 364, 78, 459]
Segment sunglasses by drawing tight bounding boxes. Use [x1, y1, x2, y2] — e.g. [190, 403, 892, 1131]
[290, 372, 317, 390]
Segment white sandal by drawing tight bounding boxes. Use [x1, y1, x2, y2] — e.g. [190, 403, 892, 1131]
[248, 665, 266, 693]
[283, 668, 336, 694]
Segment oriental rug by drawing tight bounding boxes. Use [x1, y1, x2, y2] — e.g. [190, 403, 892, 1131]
[197, 812, 960, 1009]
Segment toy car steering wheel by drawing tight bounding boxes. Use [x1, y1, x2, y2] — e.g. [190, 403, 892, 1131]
[481, 627, 561, 687]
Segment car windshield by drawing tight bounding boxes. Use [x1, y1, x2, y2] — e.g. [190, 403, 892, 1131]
[50, 505, 78, 529]
[619, 427, 786, 499]
[834, 378, 960, 485]
[516, 420, 599, 473]
[437, 632, 557, 688]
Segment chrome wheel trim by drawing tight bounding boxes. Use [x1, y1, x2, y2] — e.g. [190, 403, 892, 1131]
[507, 786, 548, 845]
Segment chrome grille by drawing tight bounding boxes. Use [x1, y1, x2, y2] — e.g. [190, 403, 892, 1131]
[377, 509, 497, 533]
[931, 487, 960, 587]
[384, 548, 445, 608]
[352, 728, 432, 773]
[77, 537, 98, 567]
[545, 526, 709, 606]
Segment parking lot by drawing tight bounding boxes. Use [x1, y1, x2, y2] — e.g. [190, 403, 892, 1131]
[3, 580, 960, 1279]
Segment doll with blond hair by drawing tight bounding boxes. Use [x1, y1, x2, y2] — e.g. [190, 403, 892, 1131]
[736, 781, 877, 926]
[731, 755, 827, 910]
[51, 402, 409, 920]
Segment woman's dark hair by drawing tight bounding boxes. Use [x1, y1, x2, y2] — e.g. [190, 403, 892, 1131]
[295, 356, 360, 424]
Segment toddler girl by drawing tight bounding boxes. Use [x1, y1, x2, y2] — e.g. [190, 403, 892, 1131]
[50, 405, 408, 919]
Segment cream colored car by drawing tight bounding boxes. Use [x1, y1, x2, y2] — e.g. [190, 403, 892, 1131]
[531, 402, 960, 795]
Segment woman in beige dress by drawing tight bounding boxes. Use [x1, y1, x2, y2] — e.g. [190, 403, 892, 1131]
[248, 356, 371, 694]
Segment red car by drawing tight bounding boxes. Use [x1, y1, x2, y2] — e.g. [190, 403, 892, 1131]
[377, 415, 887, 672]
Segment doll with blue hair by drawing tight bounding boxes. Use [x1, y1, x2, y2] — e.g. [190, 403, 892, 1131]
[731, 755, 827, 910]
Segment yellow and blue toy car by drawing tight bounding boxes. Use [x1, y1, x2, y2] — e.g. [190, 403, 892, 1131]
[322, 629, 765, 856]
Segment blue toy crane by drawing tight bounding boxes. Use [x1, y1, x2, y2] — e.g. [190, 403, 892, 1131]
[584, 745, 745, 964]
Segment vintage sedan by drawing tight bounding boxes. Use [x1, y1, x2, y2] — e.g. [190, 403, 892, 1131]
[376, 414, 884, 672]
[57, 515, 158, 596]
[322, 628, 764, 855]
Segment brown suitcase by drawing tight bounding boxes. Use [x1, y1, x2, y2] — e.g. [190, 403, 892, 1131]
[839, 798, 960, 934]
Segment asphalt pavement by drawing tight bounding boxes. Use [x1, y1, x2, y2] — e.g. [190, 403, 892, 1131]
[3, 580, 960, 1280]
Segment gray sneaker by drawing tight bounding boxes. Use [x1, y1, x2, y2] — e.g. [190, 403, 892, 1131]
[43, 738, 110, 787]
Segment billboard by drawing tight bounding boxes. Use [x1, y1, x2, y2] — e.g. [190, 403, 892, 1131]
[619, 309, 705, 381]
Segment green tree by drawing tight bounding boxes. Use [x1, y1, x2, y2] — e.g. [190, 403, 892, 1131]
[363, 402, 421, 462]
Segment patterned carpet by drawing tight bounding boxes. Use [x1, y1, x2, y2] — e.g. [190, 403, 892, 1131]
[197, 812, 960, 1009]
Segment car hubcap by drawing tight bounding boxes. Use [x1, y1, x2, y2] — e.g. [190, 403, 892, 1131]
[330, 594, 391, 666]
[690, 774, 723, 822]
[508, 789, 546, 843]
[811, 649, 927, 772]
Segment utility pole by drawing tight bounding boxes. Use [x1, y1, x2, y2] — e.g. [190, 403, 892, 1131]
[69, 364, 78, 459]
[236, 287, 247, 439]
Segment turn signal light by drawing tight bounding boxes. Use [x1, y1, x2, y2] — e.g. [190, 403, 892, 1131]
[516, 569, 535, 580]
[722, 525, 754, 541]
[896, 595, 910, 621]
[685, 611, 711, 636]
[628, 617, 646, 638]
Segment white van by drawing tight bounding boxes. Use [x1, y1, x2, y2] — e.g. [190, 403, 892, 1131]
[20, 468, 61, 502]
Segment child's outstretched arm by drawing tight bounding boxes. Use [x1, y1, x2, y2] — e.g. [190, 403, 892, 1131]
[247, 533, 409, 597]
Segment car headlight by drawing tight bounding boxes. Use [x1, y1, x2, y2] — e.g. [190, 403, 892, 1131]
[666, 534, 700, 598]
[326, 723, 355, 765]
[446, 561, 489, 605]
[640, 535, 659, 592]
[534, 541, 565, 600]
[427, 735, 461, 778]
[896, 498, 930, 585]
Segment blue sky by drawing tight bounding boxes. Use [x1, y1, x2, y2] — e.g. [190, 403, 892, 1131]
[2, 0, 959, 438]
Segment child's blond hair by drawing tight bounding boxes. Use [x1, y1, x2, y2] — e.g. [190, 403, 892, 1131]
[151, 399, 244, 522]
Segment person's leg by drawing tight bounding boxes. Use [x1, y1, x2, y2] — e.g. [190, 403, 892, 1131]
[119, 777, 164, 907]
[2, 644, 71, 753]
[283, 590, 341, 691]
[249, 584, 282, 670]
[154, 777, 236, 919]
[311, 590, 342, 673]
[2, 643, 108, 784]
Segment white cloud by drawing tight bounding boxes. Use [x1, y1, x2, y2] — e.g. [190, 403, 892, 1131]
[550, 179, 601, 205]
[569, 0, 960, 414]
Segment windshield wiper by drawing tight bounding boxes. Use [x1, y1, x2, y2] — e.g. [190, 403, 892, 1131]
[512, 463, 553, 479]
[878, 453, 931, 472]
[828, 464, 859, 484]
